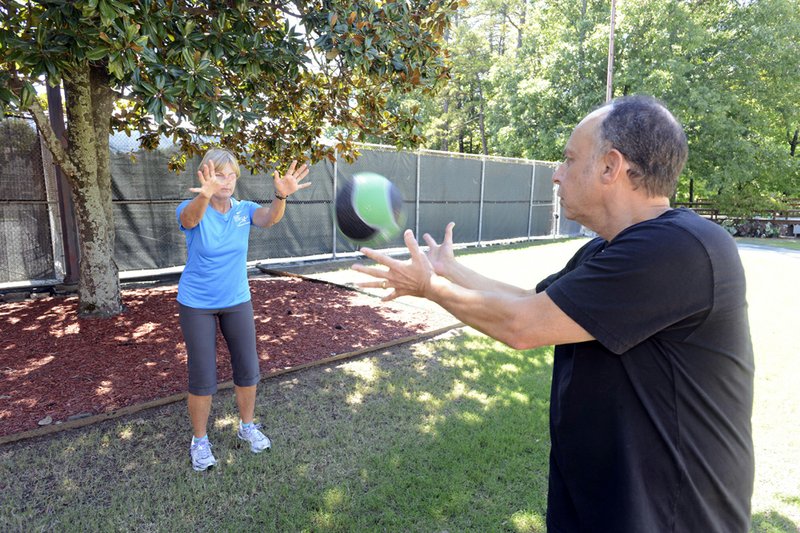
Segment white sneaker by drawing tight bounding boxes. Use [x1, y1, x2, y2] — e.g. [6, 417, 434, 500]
[190, 438, 217, 471]
[237, 422, 271, 453]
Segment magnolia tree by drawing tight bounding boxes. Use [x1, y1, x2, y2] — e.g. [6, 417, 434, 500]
[0, 0, 459, 317]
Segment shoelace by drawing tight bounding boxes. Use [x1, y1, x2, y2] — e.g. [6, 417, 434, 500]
[242, 423, 263, 435]
[193, 441, 213, 458]
[242, 424, 269, 445]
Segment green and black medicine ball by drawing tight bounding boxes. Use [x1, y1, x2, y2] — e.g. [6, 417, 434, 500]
[335, 172, 405, 244]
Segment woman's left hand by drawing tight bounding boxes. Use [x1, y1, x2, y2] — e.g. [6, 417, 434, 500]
[274, 160, 311, 199]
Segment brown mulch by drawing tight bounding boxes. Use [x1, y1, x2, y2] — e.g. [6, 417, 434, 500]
[0, 276, 456, 440]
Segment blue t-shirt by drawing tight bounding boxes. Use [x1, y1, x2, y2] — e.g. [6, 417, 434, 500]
[176, 197, 260, 309]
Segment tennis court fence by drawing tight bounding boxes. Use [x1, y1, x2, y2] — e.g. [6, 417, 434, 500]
[0, 118, 580, 288]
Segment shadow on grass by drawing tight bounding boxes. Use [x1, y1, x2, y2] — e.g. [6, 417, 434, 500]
[0, 330, 553, 532]
[242, 331, 554, 531]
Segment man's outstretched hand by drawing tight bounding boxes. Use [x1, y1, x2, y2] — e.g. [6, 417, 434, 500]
[422, 221, 457, 279]
[353, 229, 441, 302]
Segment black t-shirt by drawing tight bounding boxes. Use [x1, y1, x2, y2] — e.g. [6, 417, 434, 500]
[536, 208, 754, 533]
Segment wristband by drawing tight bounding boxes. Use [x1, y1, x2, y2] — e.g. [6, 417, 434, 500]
[275, 193, 288, 201]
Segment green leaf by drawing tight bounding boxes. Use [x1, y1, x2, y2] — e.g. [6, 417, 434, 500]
[98, 0, 116, 23]
[109, 0, 135, 15]
[125, 22, 140, 41]
[19, 82, 36, 109]
[181, 47, 194, 68]
[86, 47, 108, 61]
[108, 56, 124, 79]
[0, 87, 19, 107]
[152, 101, 164, 124]
[140, 80, 157, 94]
[81, 0, 98, 17]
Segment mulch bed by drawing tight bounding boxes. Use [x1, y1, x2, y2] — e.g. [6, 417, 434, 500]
[0, 276, 456, 440]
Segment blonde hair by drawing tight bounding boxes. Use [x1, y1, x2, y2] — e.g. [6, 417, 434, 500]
[199, 147, 241, 178]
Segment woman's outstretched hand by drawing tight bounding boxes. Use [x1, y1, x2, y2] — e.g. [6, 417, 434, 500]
[189, 160, 228, 199]
[274, 160, 311, 199]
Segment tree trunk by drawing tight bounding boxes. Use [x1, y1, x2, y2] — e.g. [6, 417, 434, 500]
[91, 66, 116, 243]
[63, 64, 123, 317]
[790, 128, 798, 157]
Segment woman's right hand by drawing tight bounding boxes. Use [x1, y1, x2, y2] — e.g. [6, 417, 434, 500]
[189, 160, 226, 199]
[423, 222, 457, 278]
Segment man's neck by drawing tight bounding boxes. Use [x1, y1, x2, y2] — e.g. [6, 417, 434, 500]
[593, 199, 672, 241]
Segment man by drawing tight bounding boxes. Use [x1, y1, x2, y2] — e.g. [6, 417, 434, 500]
[353, 95, 755, 532]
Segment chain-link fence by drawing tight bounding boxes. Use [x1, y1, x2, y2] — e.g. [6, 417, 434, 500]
[1, 120, 579, 287]
[0, 119, 64, 285]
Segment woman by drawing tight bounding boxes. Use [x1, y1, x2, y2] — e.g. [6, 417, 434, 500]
[176, 147, 310, 471]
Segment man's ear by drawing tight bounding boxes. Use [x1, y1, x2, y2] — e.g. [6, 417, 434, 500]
[600, 148, 627, 185]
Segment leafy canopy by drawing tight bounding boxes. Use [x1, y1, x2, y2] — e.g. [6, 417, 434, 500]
[0, 0, 462, 171]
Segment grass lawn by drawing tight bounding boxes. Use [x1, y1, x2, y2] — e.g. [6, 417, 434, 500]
[736, 236, 800, 251]
[0, 238, 797, 531]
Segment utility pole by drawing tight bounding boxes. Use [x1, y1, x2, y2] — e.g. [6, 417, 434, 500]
[606, 0, 617, 102]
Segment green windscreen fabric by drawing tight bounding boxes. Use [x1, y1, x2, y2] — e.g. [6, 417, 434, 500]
[0, 120, 569, 284]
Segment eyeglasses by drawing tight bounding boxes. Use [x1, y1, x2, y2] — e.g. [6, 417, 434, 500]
[214, 172, 238, 182]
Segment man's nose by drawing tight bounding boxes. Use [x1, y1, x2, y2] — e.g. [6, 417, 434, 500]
[552, 165, 563, 184]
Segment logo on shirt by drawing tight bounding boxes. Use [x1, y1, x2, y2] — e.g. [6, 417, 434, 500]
[233, 212, 249, 227]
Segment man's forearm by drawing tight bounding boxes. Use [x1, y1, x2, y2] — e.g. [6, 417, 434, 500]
[443, 260, 531, 297]
[425, 274, 537, 349]
[424, 273, 592, 350]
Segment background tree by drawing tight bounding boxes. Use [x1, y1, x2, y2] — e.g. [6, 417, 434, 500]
[416, 0, 612, 159]
[614, 0, 800, 213]
[415, 0, 799, 214]
[421, 23, 492, 153]
[0, 0, 459, 317]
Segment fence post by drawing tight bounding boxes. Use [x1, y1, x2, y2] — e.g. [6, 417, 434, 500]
[527, 162, 537, 239]
[478, 156, 486, 244]
[552, 183, 561, 237]
[46, 82, 79, 284]
[331, 149, 338, 259]
[415, 150, 421, 238]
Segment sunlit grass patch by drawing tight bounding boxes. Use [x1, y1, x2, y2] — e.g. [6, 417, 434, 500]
[0, 239, 797, 531]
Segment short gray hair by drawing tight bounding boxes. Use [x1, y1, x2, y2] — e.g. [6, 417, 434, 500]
[598, 95, 688, 197]
[199, 147, 241, 178]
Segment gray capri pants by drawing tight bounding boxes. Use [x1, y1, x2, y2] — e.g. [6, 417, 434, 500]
[178, 300, 260, 395]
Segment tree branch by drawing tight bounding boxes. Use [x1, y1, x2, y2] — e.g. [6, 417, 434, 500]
[27, 98, 79, 178]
